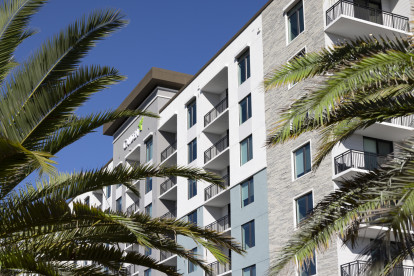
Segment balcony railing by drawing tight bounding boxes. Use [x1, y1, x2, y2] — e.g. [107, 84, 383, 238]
[385, 115, 414, 128]
[160, 251, 174, 261]
[207, 261, 231, 276]
[160, 210, 176, 220]
[125, 264, 139, 275]
[160, 177, 177, 195]
[161, 141, 177, 162]
[205, 214, 230, 232]
[126, 201, 140, 216]
[334, 149, 389, 175]
[205, 175, 230, 201]
[204, 96, 228, 127]
[340, 260, 414, 276]
[326, 0, 409, 32]
[204, 135, 229, 163]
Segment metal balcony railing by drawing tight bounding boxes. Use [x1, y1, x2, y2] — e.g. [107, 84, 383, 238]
[326, 0, 409, 32]
[160, 210, 176, 220]
[205, 175, 230, 201]
[334, 149, 389, 175]
[160, 251, 174, 261]
[340, 260, 414, 276]
[160, 141, 177, 162]
[125, 264, 139, 275]
[204, 96, 228, 127]
[205, 214, 230, 232]
[204, 135, 229, 163]
[385, 115, 414, 128]
[207, 260, 231, 276]
[126, 201, 140, 216]
[160, 177, 177, 195]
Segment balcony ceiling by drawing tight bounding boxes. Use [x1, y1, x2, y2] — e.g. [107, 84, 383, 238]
[201, 67, 228, 94]
[354, 122, 414, 142]
[325, 16, 410, 40]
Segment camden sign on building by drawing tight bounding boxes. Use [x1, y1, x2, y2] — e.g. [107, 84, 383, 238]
[123, 117, 144, 150]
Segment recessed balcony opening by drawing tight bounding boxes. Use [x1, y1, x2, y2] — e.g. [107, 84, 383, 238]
[125, 145, 140, 168]
[204, 133, 230, 170]
[325, 0, 409, 39]
[159, 176, 177, 200]
[159, 122, 177, 166]
[204, 173, 230, 206]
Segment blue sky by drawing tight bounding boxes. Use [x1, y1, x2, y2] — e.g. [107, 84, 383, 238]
[16, 0, 268, 176]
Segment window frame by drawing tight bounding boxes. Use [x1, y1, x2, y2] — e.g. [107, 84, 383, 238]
[144, 246, 152, 256]
[240, 135, 253, 165]
[145, 177, 152, 194]
[145, 203, 152, 217]
[239, 94, 252, 124]
[145, 137, 153, 162]
[287, 0, 305, 43]
[187, 99, 197, 129]
[294, 191, 313, 227]
[115, 197, 122, 212]
[241, 220, 255, 250]
[243, 265, 256, 276]
[298, 250, 317, 276]
[293, 141, 311, 179]
[287, 48, 306, 89]
[187, 210, 197, 225]
[241, 177, 254, 207]
[188, 247, 198, 273]
[188, 179, 197, 199]
[188, 138, 197, 163]
[238, 49, 251, 85]
[106, 185, 111, 198]
[144, 269, 151, 276]
[84, 196, 90, 207]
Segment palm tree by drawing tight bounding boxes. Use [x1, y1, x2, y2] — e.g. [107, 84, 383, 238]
[264, 35, 414, 275]
[0, 0, 242, 275]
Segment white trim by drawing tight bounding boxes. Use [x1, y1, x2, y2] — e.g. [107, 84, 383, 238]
[283, 0, 302, 13]
[124, 143, 141, 161]
[291, 139, 312, 181]
[287, 46, 307, 90]
[285, 0, 306, 45]
[143, 132, 154, 143]
[292, 188, 315, 229]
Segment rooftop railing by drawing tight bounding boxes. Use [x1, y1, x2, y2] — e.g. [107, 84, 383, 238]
[205, 214, 230, 232]
[204, 96, 228, 127]
[340, 260, 414, 276]
[334, 149, 388, 175]
[205, 175, 230, 201]
[385, 115, 414, 128]
[204, 135, 229, 163]
[326, 0, 409, 32]
[160, 251, 174, 262]
[160, 141, 177, 162]
[160, 177, 177, 195]
[206, 260, 231, 276]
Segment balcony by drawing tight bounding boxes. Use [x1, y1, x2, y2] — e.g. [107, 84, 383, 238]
[340, 260, 414, 276]
[160, 141, 177, 166]
[325, 0, 409, 39]
[207, 261, 231, 276]
[333, 149, 388, 180]
[126, 200, 140, 216]
[205, 214, 230, 233]
[204, 135, 229, 170]
[205, 175, 230, 206]
[204, 96, 229, 135]
[159, 177, 177, 200]
[355, 115, 414, 142]
[125, 243, 139, 252]
[160, 210, 176, 220]
[125, 264, 139, 276]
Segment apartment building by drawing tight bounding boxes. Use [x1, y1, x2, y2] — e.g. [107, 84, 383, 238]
[73, 0, 413, 275]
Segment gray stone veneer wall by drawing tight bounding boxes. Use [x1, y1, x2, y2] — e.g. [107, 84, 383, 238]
[262, 0, 339, 275]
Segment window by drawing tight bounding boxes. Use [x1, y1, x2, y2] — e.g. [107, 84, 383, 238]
[188, 247, 197, 273]
[363, 137, 393, 170]
[241, 178, 254, 207]
[84, 196, 90, 207]
[145, 137, 153, 162]
[188, 139, 197, 163]
[239, 94, 252, 124]
[145, 177, 152, 194]
[106, 185, 111, 198]
[287, 0, 304, 42]
[238, 50, 251, 85]
[144, 246, 152, 256]
[294, 142, 311, 178]
[188, 179, 197, 199]
[145, 203, 152, 217]
[187, 100, 197, 128]
[288, 49, 306, 87]
[242, 220, 255, 249]
[144, 269, 151, 276]
[299, 251, 316, 276]
[188, 210, 197, 225]
[296, 192, 313, 225]
[243, 265, 256, 276]
[240, 135, 253, 165]
[116, 197, 122, 212]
